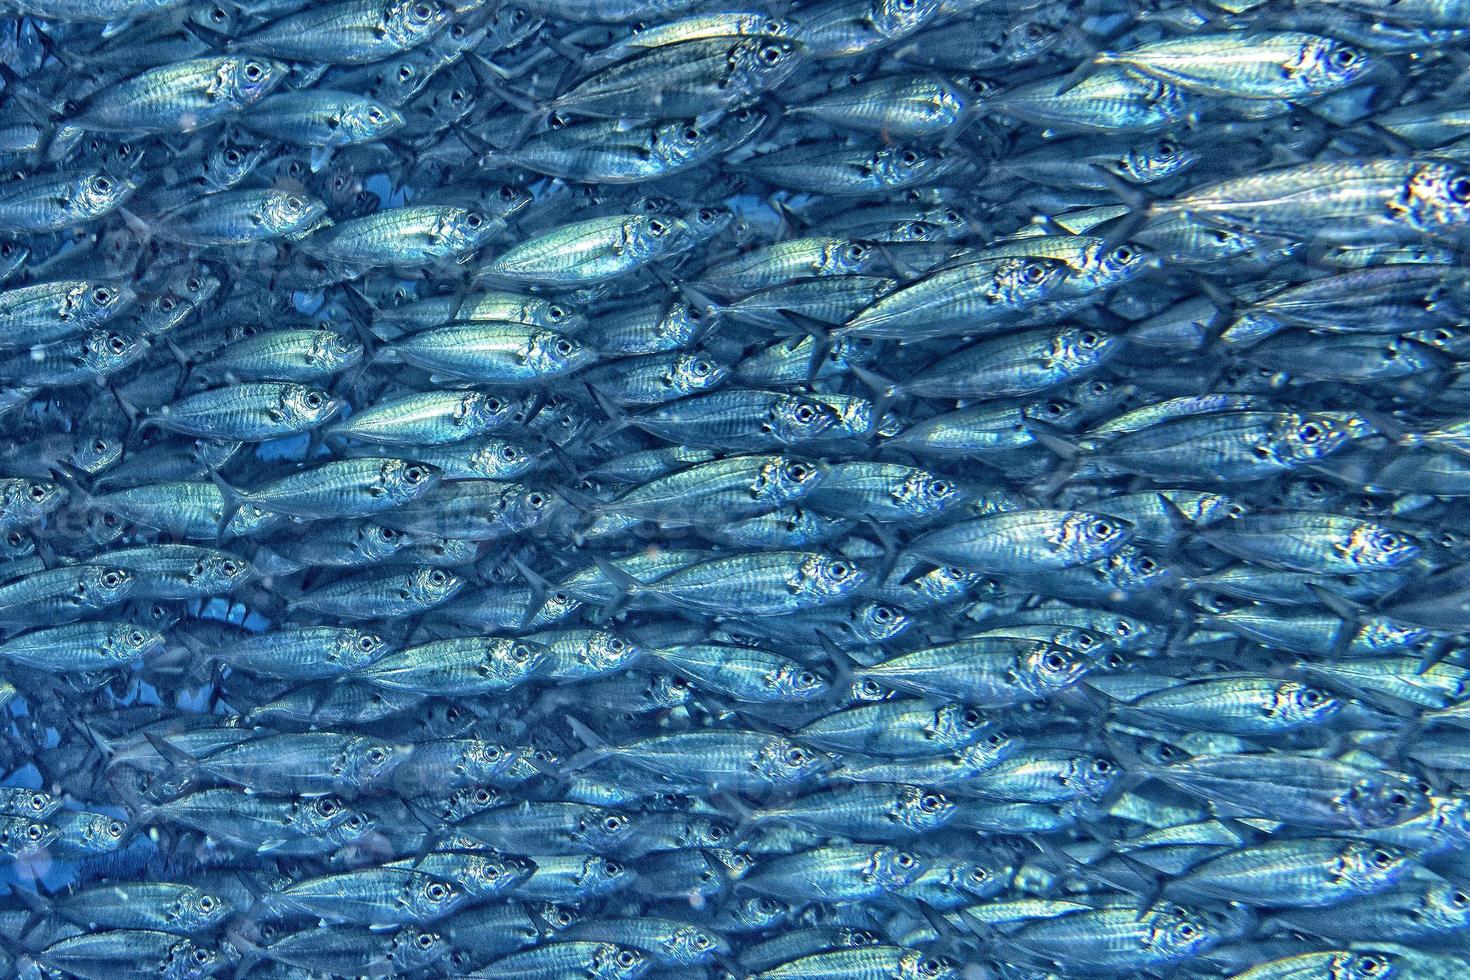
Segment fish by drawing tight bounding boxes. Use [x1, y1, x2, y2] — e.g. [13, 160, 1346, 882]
[0, 2, 1466, 978]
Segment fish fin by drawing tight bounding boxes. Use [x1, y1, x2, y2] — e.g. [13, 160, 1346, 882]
[847, 363, 898, 424]
[205, 466, 246, 540]
[590, 555, 644, 621]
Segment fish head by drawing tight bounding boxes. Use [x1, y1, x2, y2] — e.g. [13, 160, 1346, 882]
[932, 701, 987, 749]
[897, 952, 961, 980]
[665, 923, 726, 964]
[1021, 641, 1088, 695]
[527, 328, 593, 377]
[382, 459, 441, 505]
[769, 395, 840, 443]
[737, 36, 805, 89]
[1421, 880, 1470, 929]
[1057, 509, 1133, 563]
[390, 928, 450, 972]
[846, 601, 912, 643]
[75, 171, 135, 217]
[1348, 772, 1431, 828]
[757, 455, 824, 504]
[465, 391, 520, 432]
[384, 0, 453, 47]
[163, 938, 224, 980]
[278, 383, 341, 429]
[174, 887, 233, 933]
[872, 0, 942, 38]
[870, 845, 926, 890]
[81, 565, 134, 607]
[665, 350, 728, 397]
[83, 328, 146, 373]
[469, 439, 534, 479]
[1344, 522, 1422, 571]
[342, 99, 405, 141]
[590, 943, 647, 980]
[898, 468, 967, 517]
[3, 478, 64, 522]
[802, 552, 867, 600]
[755, 736, 834, 789]
[898, 785, 956, 832]
[486, 637, 548, 684]
[219, 57, 286, 108]
[104, 623, 164, 662]
[408, 565, 461, 605]
[62, 810, 127, 853]
[1339, 839, 1412, 890]
[1114, 136, 1198, 184]
[1275, 680, 1342, 727]
[260, 189, 327, 238]
[1297, 35, 1372, 93]
[1401, 161, 1470, 234]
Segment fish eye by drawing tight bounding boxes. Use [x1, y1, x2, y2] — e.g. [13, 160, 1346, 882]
[795, 403, 817, 422]
[102, 571, 122, 587]
[428, 570, 448, 585]
[110, 335, 128, 353]
[209, 5, 226, 20]
[108, 820, 124, 836]
[784, 746, 807, 765]
[27, 484, 46, 501]
[92, 287, 111, 303]
[94, 175, 111, 192]
[682, 125, 701, 141]
[648, 218, 668, 236]
[617, 950, 638, 968]
[1094, 758, 1113, 773]
[413, 2, 431, 16]
[1044, 652, 1067, 670]
[224, 148, 242, 165]
[198, 895, 216, 911]
[1091, 519, 1113, 537]
[604, 859, 623, 875]
[304, 391, 324, 408]
[845, 244, 867, 261]
[1453, 891, 1469, 906]
[1137, 555, 1159, 573]
[1452, 177, 1470, 203]
[1298, 422, 1323, 442]
[1157, 140, 1176, 156]
[895, 851, 915, 868]
[464, 211, 484, 228]
[1022, 262, 1047, 284]
[901, 149, 920, 166]
[1333, 46, 1359, 67]
[243, 61, 264, 81]
[1177, 923, 1197, 939]
[427, 882, 447, 899]
[416, 932, 435, 949]
[554, 338, 574, 356]
[367, 747, 387, 763]
[221, 560, 240, 575]
[830, 561, 850, 577]
[398, 65, 414, 81]
[798, 670, 816, 686]
[1111, 245, 1134, 264]
[192, 949, 210, 964]
[1372, 849, 1397, 868]
[961, 708, 981, 726]
[759, 43, 782, 64]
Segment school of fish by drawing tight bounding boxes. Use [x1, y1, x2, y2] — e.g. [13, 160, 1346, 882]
[1, 0, 1470, 976]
